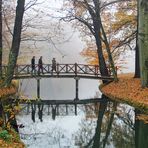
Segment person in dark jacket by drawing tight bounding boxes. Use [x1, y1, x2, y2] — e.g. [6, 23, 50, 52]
[31, 56, 36, 74]
[51, 58, 56, 74]
[38, 56, 44, 74]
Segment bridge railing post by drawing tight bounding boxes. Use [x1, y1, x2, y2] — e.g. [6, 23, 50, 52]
[47, 64, 50, 73]
[75, 63, 77, 76]
[27, 65, 30, 74]
[95, 65, 98, 75]
[85, 65, 88, 74]
[56, 63, 59, 75]
[14, 65, 18, 75]
[108, 65, 111, 75]
[66, 64, 68, 73]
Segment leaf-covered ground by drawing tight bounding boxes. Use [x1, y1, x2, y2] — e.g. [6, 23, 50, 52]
[101, 74, 148, 114]
[0, 139, 25, 148]
[0, 129, 25, 148]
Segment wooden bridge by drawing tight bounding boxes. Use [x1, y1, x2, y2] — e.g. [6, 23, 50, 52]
[1, 63, 113, 100]
[1, 63, 113, 80]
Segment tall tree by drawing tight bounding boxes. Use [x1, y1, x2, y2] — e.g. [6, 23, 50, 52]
[138, 0, 148, 87]
[61, 0, 137, 81]
[4, 0, 25, 86]
[81, 0, 137, 76]
[62, 0, 113, 81]
[0, 0, 2, 78]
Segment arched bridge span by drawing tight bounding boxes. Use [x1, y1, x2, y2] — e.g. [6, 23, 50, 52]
[1, 63, 113, 80]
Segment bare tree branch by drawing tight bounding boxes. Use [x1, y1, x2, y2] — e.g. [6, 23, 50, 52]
[101, 0, 131, 9]
[75, 16, 95, 35]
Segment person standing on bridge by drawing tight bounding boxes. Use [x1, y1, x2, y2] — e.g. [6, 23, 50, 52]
[38, 56, 44, 74]
[31, 56, 36, 75]
[51, 58, 57, 74]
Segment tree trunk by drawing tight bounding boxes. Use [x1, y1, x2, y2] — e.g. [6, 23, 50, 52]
[135, 1, 140, 78]
[93, 18, 109, 83]
[134, 43, 140, 78]
[0, 101, 3, 118]
[4, 0, 25, 86]
[95, 29, 109, 78]
[138, 0, 148, 87]
[100, 23, 118, 81]
[0, 0, 2, 78]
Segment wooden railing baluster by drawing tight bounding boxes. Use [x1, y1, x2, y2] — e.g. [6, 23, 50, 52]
[27, 65, 30, 74]
[66, 64, 68, 73]
[57, 63, 59, 75]
[75, 63, 77, 76]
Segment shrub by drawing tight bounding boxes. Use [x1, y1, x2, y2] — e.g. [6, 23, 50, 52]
[0, 130, 12, 142]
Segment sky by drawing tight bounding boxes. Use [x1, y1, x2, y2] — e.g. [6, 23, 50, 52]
[20, 0, 86, 64]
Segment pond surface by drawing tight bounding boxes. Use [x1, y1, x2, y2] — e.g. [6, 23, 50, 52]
[16, 94, 148, 148]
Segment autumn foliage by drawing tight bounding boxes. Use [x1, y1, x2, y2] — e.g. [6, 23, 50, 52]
[100, 74, 148, 114]
[0, 81, 17, 99]
[0, 129, 25, 148]
[80, 0, 137, 66]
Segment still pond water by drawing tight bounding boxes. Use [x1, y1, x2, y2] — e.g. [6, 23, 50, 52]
[16, 79, 148, 148]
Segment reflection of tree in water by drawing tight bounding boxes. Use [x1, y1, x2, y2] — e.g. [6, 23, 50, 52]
[74, 118, 96, 147]
[74, 98, 107, 147]
[84, 102, 99, 119]
[111, 105, 135, 148]
[20, 126, 72, 147]
[73, 99, 135, 148]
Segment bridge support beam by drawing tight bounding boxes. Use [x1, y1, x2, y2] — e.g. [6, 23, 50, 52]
[74, 104, 77, 115]
[74, 77, 80, 100]
[37, 78, 41, 99]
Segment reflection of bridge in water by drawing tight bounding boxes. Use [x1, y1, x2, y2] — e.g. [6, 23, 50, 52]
[17, 98, 107, 121]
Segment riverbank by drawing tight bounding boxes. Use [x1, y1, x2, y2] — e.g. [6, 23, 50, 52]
[0, 81, 25, 148]
[100, 74, 148, 114]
